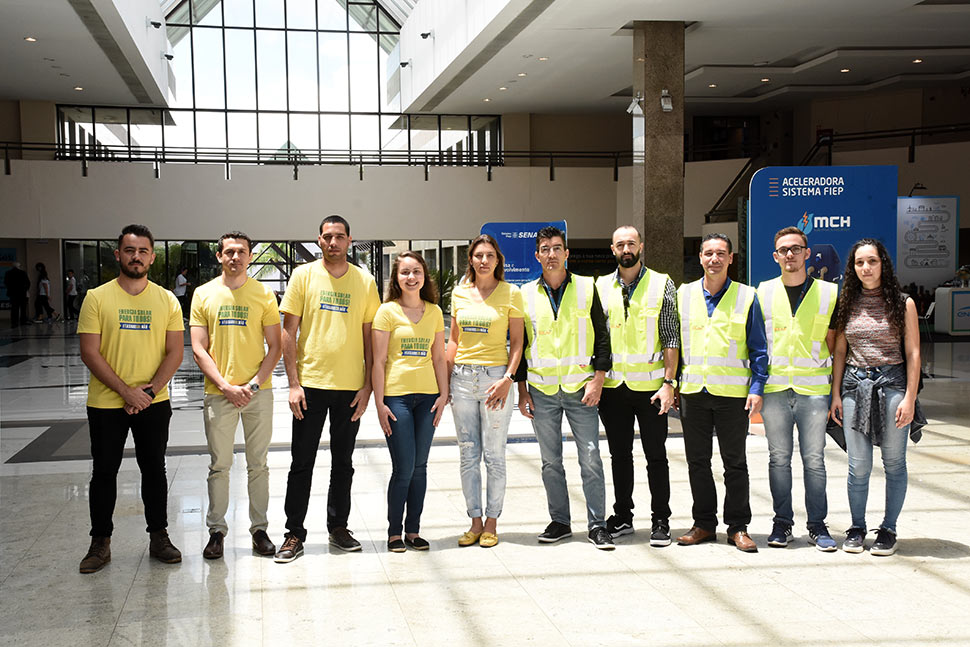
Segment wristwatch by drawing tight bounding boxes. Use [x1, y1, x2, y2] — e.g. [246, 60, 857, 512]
[504, 372, 515, 382]
[143, 386, 156, 399]
[249, 382, 260, 392]
[662, 378, 678, 389]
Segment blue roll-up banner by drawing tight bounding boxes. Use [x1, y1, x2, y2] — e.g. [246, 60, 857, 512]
[748, 165, 898, 287]
[480, 220, 567, 286]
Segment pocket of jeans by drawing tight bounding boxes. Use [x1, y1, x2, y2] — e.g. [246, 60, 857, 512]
[484, 365, 508, 379]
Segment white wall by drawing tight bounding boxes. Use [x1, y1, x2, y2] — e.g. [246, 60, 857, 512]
[92, 0, 170, 104]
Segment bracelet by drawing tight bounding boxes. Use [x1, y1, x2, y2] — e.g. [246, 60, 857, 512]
[143, 386, 156, 399]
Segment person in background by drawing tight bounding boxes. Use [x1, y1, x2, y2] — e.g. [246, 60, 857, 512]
[4, 262, 30, 327]
[830, 238, 921, 557]
[34, 262, 57, 322]
[446, 235, 524, 548]
[65, 269, 79, 321]
[372, 251, 449, 553]
[174, 267, 191, 319]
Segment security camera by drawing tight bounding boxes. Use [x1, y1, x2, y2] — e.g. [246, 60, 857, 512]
[150, 20, 162, 29]
[163, 53, 174, 61]
[400, 61, 409, 68]
[420, 31, 432, 39]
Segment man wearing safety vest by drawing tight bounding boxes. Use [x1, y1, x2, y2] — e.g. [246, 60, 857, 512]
[757, 226, 840, 551]
[596, 225, 680, 547]
[675, 233, 768, 553]
[515, 226, 615, 550]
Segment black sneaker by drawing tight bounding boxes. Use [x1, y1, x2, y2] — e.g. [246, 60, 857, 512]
[588, 526, 615, 550]
[274, 533, 304, 563]
[649, 520, 671, 547]
[767, 521, 793, 548]
[606, 515, 634, 538]
[329, 527, 362, 552]
[843, 527, 866, 553]
[537, 521, 572, 543]
[870, 528, 898, 556]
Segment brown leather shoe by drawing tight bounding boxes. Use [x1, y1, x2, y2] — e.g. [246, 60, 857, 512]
[251, 530, 276, 556]
[79, 536, 111, 573]
[149, 530, 182, 563]
[727, 530, 758, 553]
[676, 526, 716, 545]
[203, 532, 224, 560]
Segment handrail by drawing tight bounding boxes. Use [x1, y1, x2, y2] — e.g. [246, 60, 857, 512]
[799, 121, 970, 166]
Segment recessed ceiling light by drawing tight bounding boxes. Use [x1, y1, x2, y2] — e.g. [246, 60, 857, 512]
[840, 68, 850, 73]
[483, 98, 491, 102]
[499, 86, 507, 91]
[708, 83, 717, 88]
[761, 78, 771, 83]
[912, 58, 923, 64]
[74, 86, 83, 91]
[517, 72, 527, 77]
[538, 56, 548, 61]
[24, 36, 37, 42]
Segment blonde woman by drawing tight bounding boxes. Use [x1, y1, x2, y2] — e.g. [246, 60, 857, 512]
[372, 252, 449, 552]
[446, 235, 524, 548]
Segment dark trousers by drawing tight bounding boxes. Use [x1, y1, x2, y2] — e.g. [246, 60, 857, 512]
[384, 393, 437, 536]
[35, 295, 54, 319]
[283, 387, 360, 540]
[599, 384, 671, 523]
[87, 401, 172, 537]
[9, 297, 29, 327]
[680, 391, 751, 533]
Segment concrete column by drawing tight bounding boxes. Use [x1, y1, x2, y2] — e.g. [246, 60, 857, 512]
[632, 21, 684, 283]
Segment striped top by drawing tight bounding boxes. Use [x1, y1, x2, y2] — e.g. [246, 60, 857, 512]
[844, 287, 903, 367]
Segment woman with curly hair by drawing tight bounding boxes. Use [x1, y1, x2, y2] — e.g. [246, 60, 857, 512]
[372, 251, 449, 552]
[830, 238, 921, 556]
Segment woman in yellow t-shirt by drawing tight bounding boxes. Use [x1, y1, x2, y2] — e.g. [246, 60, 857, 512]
[445, 235, 524, 548]
[372, 251, 449, 553]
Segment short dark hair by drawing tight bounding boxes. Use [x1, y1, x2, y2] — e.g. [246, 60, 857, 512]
[119, 224, 154, 247]
[773, 226, 807, 247]
[536, 225, 567, 252]
[320, 214, 350, 236]
[701, 232, 732, 253]
[386, 251, 438, 304]
[613, 225, 642, 243]
[218, 231, 254, 253]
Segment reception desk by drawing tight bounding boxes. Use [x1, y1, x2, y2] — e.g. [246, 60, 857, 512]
[934, 287, 970, 335]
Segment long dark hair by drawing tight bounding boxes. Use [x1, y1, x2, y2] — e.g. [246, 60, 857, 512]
[386, 251, 438, 304]
[463, 234, 505, 284]
[835, 238, 907, 335]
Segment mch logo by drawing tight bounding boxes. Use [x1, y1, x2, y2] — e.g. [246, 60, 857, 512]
[795, 212, 851, 232]
[796, 211, 813, 235]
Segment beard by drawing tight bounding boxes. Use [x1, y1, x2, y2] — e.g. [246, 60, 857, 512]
[120, 263, 148, 279]
[617, 252, 639, 269]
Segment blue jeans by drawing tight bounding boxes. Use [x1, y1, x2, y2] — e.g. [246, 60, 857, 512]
[451, 365, 513, 519]
[761, 390, 829, 528]
[842, 384, 908, 533]
[529, 385, 606, 529]
[384, 393, 438, 536]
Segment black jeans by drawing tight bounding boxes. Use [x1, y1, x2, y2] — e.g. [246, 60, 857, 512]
[680, 391, 751, 533]
[87, 401, 172, 537]
[9, 297, 29, 327]
[598, 384, 671, 523]
[284, 387, 360, 540]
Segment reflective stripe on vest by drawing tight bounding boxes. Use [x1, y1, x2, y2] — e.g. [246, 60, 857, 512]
[758, 277, 837, 395]
[596, 269, 667, 391]
[678, 279, 754, 398]
[522, 275, 595, 395]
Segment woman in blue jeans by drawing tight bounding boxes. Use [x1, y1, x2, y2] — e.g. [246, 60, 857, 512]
[830, 239, 920, 556]
[372, 252, 449, 552]
[445, 235, 523, 547]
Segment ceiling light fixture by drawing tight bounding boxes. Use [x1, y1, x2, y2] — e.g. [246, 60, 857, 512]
[538, 56, 548, 61]
[74, 86, 83, 91]
[483, 98, 491, 102]
[708, 83, 717, 88]
[499, 86, 507, 91]
[912, 58, 923, 64]
[840, 68, 850, 73]
[761, 78, 770, 83]
[517, 72, 527, 77]
[24, 36, 37, 42]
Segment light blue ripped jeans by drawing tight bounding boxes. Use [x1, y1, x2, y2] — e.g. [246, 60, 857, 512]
[450, 365, 514, 518]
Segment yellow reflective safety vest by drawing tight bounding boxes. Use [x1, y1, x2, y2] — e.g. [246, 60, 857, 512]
[757, 277, 837, 395]
[521, 274, 595, 395]
[596, 269, 667, 391]
[678, 279, 755, 398]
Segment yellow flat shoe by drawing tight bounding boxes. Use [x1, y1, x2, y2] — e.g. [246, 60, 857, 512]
[479, 532, 498, 548]
[458, 531, 482, 547]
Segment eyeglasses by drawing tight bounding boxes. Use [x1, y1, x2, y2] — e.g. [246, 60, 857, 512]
[775, 245, 806, 256]
[538, 244, 565, 256]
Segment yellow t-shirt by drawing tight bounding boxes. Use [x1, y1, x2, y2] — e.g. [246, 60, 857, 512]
[280, 261, 380, 391]
[452, 281, 524, 366]
[78, 279, 184, 409]
[373, 301, 444, 396]
[190, 277, 281, 395]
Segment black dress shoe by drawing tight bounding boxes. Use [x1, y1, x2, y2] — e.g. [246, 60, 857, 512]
[404, 536, 429, 551]
[203, 532, 224, 560]
[251, 530, 276, 556]
[387, 538, 406, 553]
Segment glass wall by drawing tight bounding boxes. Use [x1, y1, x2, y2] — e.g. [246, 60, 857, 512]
[55, 0, 499, 163]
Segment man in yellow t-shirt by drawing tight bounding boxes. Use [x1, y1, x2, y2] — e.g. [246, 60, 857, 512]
[190, 232, 282, 560]
[274, 215, 381, 562]
[77, 225, 185, 574]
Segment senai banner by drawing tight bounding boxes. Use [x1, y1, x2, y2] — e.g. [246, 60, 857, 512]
[480, 220, 567, 286]
[748, 165, 898, 287]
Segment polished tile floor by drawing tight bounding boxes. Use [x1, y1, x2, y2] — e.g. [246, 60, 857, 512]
[2, 321, 970, 646]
